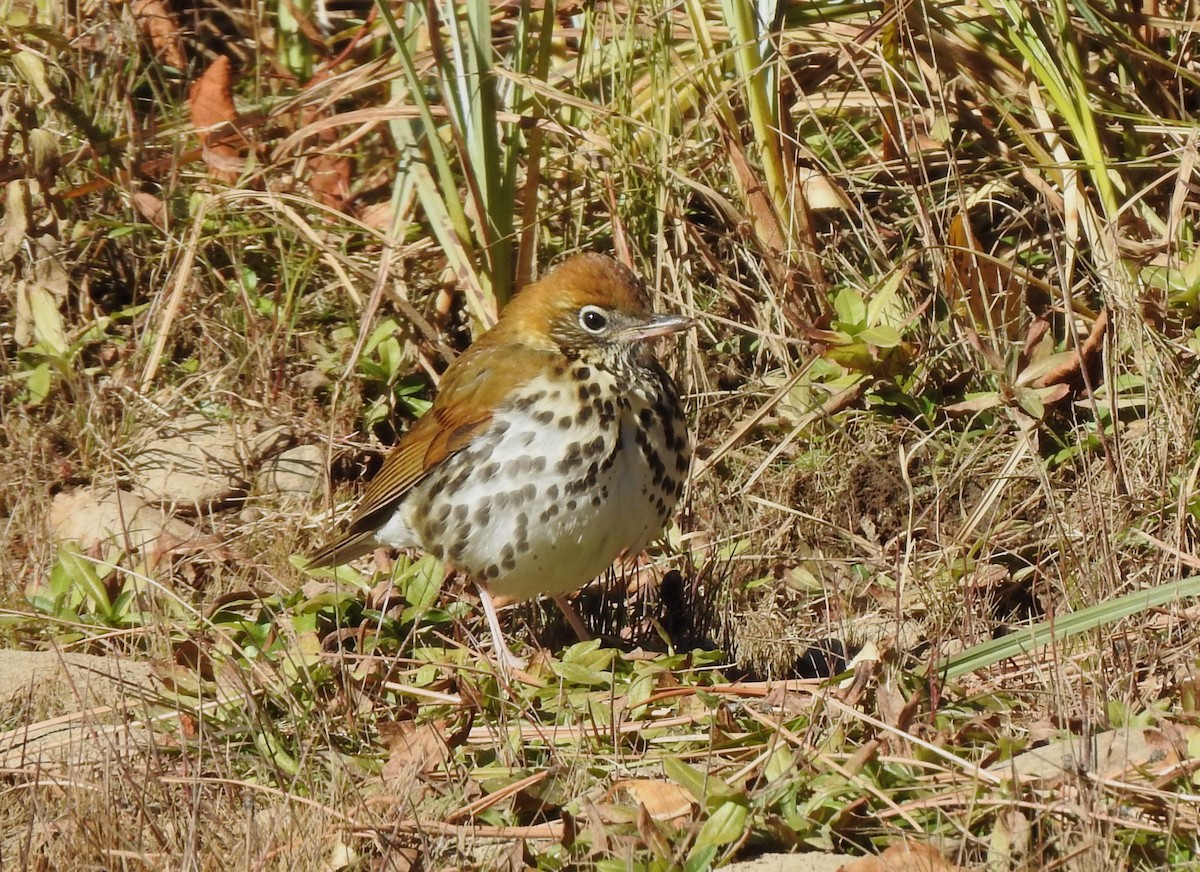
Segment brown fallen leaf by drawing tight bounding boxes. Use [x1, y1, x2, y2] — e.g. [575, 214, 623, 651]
[992, 722, 1195, 786]
[133, 0, 186, 69]
[132, 191, 167, 228]
[608, 778, 696, 827]
[189, 56, 244, 181]
[307, 151, 352, 208]
[839, 841, 968, 872]
[380, 718, 453, 782]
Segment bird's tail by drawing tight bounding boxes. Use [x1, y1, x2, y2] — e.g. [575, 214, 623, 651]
[305, 529, 378, 569]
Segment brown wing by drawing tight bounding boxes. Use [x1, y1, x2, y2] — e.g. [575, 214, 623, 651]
[307, 343, 555, 567]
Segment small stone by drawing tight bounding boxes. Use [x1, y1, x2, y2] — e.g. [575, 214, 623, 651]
[48, 486, 203, 560]
[256, 444, 324, 497]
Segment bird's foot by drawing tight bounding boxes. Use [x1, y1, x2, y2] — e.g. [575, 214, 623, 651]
[494, 641, 528, 675]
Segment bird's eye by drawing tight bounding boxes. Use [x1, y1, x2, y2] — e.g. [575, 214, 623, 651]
[579, 306, 608, 333]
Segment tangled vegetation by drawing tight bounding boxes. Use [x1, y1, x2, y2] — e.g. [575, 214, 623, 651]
[2, 0, 1200, 868]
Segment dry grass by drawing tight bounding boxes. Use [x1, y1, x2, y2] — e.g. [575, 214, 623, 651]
[3, 0, 1200, 868]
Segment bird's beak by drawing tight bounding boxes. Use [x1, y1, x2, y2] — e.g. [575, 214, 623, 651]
[625, 313, 695, 341]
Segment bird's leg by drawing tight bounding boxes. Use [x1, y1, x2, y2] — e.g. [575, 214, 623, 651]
[553, 595, 593, 643]
[476, 582, 528, 673]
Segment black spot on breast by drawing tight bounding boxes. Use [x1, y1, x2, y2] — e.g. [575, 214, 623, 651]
[534, 409, 555, 425]
[474, 503, 492, 526]
[591, 494, 603, 507]
[434, 503, 452, 523]
[485, 563, 501, 579]
[588, 382, 602, 398]
[513, 390, 547, 411]
[530, 456, 546, 474]
[556, 441, 583, 474]
[566, 499, 577, 511]
[449, 465, 471, 490]
[540, 504, 560, 523]
[453, 504, 468, 522]
[479, 461, 500, 481]
[577, 406, 593, 425]
[546, 483, 559, 500]
[558, 415, 573, 429]
[574, 365, 592, 380]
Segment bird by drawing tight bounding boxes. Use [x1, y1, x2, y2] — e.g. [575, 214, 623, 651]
[307, 252, 692, 671]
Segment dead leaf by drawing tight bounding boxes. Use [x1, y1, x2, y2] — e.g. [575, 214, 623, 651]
[189, 56, 244, 181]
[945, 209, 1023, 344]
[358, 200, 394, 232]
[127, 415, 249, 510]
[992, 723, 1195, 786]
[189, 56, 236, 140]
[307, 152, 352, 208]
[609, 779, 695, 827]
[797, 167, 852, 212]
[126, 413, 287, 512]
[133, 0, 186, 69]
[839, 841, 968, 872]
[380, 718, 452, 782]
[1030, 307, 1108, 390]
[1, 179, 29, 262]
[132, 191, 167, 228]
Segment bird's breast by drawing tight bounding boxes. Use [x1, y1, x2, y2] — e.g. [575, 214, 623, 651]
[396, 367, 689, 602]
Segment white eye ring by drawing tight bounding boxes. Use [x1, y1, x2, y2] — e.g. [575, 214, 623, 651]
[579, 305, 609, 333]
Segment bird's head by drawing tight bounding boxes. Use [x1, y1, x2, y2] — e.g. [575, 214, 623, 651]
[491, 253, 692, 370]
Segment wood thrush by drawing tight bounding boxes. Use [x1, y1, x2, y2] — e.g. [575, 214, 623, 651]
[308, 253, 692, 670]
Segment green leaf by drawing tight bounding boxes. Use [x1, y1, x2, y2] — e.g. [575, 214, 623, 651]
[550, 660, 613, 687]
[832, 287, 866, 326]
[400, 555, 444, 616]
[930, 575, 1200, 680]
[28, 285, 69, 357]
[26, 362, 53, 404]
[855, 325, 902, 348]
[1013, 386, 1045, 421]
[663, 757, 707, 803]
[58, 546, 112, 615]
[693, 799, 749, 849]
[683, 845, 718, 872]
[866, 267, 908, 327]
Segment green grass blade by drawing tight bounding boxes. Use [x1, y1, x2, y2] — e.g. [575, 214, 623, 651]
[930, 575, 1200, 681]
